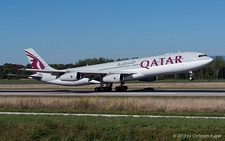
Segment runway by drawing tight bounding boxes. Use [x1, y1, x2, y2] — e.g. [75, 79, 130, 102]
[1, 89, 225, 96]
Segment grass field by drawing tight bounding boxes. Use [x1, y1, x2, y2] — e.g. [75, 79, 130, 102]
[0, 115, 224, 140]
[1, 96, 225, 140]
[1, 96, 225, 117]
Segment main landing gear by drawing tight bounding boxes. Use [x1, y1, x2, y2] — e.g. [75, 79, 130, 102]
[94, 83, 113, 92]
[115, 82, 128, 92]
[94, 82, 128, 92]
[94, 86, 112, 92]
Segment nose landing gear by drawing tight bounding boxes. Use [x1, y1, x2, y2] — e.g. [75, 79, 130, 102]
[189, 71, 194, 81]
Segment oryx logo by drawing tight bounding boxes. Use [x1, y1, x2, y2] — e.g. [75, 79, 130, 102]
[25, 51, 45, 70]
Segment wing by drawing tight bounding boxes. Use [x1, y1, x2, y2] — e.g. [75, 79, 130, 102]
[13, 64, 137, 80]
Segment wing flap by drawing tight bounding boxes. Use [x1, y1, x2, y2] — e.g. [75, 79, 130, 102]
[76, 71, 135, 75]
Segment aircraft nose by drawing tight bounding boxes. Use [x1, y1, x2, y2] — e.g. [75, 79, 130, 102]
[208, 57, 213, 62]
[206, 57, 213, 64]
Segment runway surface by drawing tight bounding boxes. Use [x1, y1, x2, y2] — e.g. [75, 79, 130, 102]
[1, 89, 225, 96]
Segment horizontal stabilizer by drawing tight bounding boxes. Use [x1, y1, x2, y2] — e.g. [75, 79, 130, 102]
[19, 68, 66, 73]
[13, 64, 23, 70]
[7, 74, 42, 78]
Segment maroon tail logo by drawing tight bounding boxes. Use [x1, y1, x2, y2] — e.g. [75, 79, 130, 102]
[25, 51, 45, 70]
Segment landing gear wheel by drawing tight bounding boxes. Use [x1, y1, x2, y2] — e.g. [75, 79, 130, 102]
[106, 87, 112, 92]
[94, 87, 112, 92]
[101, 87, 105, 92]
[115, 86, 128, 92]
[121, 86, 128, 91]
[95, 87, 100, 92]
[115, 86, 121, 92]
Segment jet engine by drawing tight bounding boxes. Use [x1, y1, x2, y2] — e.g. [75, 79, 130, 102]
[60, 72, 81, 81]
[103, 74, 124, 83]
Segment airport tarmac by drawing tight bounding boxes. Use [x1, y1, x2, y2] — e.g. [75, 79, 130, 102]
[0, 89, 225, 96]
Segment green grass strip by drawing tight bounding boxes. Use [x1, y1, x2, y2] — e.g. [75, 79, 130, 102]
[0, 115, 224, 140]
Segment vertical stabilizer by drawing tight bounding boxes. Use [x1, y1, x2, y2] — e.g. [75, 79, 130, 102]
[24, 48, 54, 70]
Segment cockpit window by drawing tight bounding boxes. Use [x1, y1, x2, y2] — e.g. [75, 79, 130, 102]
[198, 54, 207, 57]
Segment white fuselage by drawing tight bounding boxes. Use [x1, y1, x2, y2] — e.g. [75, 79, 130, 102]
[37, 52, 213, 86]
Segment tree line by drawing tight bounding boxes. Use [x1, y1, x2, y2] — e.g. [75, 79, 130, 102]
[0, 56, 224, 80]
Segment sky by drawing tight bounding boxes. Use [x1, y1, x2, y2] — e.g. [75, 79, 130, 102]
[1, 0, 225, 65]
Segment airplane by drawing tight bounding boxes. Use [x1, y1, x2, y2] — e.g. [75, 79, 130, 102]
[12, 48, 213, 92]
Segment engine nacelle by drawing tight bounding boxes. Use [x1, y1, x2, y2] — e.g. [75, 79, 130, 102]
[139, 76, 157, 82]
[103, 74, 124, 83]
[60, 72, 81, 81]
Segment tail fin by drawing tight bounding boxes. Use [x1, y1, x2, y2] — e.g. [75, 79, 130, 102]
[24, 48, 54, 70]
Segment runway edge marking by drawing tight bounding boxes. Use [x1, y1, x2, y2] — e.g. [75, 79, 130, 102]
[0, 112, 225, 119]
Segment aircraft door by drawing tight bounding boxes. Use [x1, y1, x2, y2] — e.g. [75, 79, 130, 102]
[186, 54, 191, 62]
